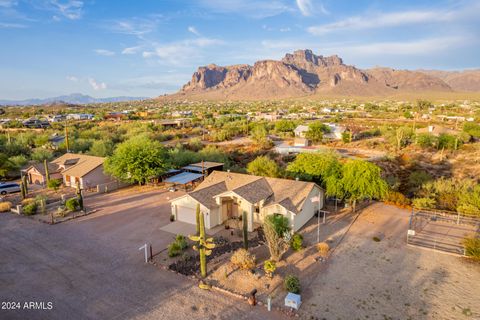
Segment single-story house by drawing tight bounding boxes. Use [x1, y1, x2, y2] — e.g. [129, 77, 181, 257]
[170, 171, 324, 232]
[323, 123, 346, 140]
[23, 162, 62, 185]
[294, 125, 309, 138]
[52, 153, 115, 189]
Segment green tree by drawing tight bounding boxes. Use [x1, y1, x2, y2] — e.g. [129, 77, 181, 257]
[104, 136, 170, 184]
[286, 152, 343, 197]
[305, 122, 330, 144]
[31, 149, 53, 162]
[246, 156, 280, 177]
[89, 140, 114, 157]
[463, 122, 480, 138]
[275, 120, 296, 134]
[340, 160, 388, 212]
[416, 133, 436, 148]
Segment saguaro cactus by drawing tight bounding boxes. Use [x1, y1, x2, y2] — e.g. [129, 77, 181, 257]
[242, 211, 248, 250]
[195, 203, 200, 235]
[20, 175, 28, 199]
[44, 159, 50, 184]
[189, 212, 215, 278]
[76, 181, 84, 211]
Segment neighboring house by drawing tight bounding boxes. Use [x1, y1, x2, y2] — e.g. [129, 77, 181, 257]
[23, 162, 62, 185]
[294, 125, 309, 138]
[416, 125, 459, 137]
[323, 123, 346, 140]
[170, 171, 324, 232]
[52, 153, 115, 189]
[66, 113, 94, 120]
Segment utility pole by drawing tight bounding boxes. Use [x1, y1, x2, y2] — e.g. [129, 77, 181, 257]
[64, 120, 70, 153]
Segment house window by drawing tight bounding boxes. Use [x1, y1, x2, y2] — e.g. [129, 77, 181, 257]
[255, 206, 260, 213]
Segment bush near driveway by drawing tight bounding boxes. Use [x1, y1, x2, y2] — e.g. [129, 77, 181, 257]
[290, 233, 303, 251]
[230, 248, 256, 270]
[23, 202, 38, 216]
[66, 198, 80, 211]
[284, 274, 300, 294]
[168, 234, 189, 257]
[317, 242, 330, 257]
[463, 236, 480, 261]
[0, 201, 12, 212]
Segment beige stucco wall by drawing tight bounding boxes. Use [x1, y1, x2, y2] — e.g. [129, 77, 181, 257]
[81, 165, 115, 189]
[170, 195, 215, 229]
[293, 185, 324, 232]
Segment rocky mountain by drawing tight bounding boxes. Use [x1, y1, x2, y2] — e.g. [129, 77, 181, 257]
[417, 69, 480, 92]
[0, 93, 147, 106]
[171, 49, 478, 100]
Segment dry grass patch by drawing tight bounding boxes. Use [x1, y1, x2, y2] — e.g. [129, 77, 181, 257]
[0, 201, 12, 212]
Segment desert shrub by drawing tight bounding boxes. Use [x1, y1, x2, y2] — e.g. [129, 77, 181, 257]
[412, 197, 436, 209]
[230, 248, 256, 270]
[175, 234, 188, 250]
[168, 242, 182, 257]
[463, 237, 480, 261]
[264, 260, 276, 277]
[0, 201, 12, 212]
[47, 179, 62, 191]
[383, 191, 410, 207]
[23, 202, 38, 216]
[284, 275, 300, 294]
[416, 133, 437, 148]
[290, 233, 303, 251]
[65, 198, 80, 211]
[317, 242, 330, 257]
[21, 198, 35, 206]
[265, 214, 290, 236]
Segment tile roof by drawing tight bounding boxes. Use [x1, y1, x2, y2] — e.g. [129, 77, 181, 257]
[26, 162, 60, 175]
[188, 171, 319, 214]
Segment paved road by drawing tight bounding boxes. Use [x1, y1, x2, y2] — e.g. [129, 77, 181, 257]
[0, 188, 285, 320]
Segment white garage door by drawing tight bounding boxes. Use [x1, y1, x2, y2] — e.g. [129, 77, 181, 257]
[176, 205, 196, 224]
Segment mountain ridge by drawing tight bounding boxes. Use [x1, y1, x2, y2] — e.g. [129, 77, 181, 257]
[168, 49, 480, 100]
[0, 93, 148, 106]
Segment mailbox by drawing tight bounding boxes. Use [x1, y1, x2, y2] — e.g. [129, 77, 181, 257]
[285, 292, 301, 310]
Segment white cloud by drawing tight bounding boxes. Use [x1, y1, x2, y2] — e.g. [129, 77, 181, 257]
[296, 0, 313, 16]
[279, 27, 291, 32]
[48, 0, 84, 20]
[142, 37, 224, 65]
[260, 35, 472, 57]
[94, 49, 115, 56]
[0, 22, 26, 28]
[107, 16, 161, 36]
[308, 7, 469, 35]
[88, 78, 107, 90]
[198, 0, 292, 18]
[121, 46, 142, 55]
[66, 75, 78, 81]
[0, 0, 18, 8]
[334, 37, 471, 56]
[188, 26, 200, 36]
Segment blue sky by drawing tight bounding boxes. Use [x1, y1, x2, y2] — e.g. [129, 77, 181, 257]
[0, 0, 479, 99]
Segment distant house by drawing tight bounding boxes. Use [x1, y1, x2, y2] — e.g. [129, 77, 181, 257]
[416, 125, 459, 137]
[170, 171, 324, 232]
[53, 153, 115, 189]
[66, 113, 94, 120]
[323, 123, 346, 140]
[23, 162, 62, 185]
[104, 112, 127, 121]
